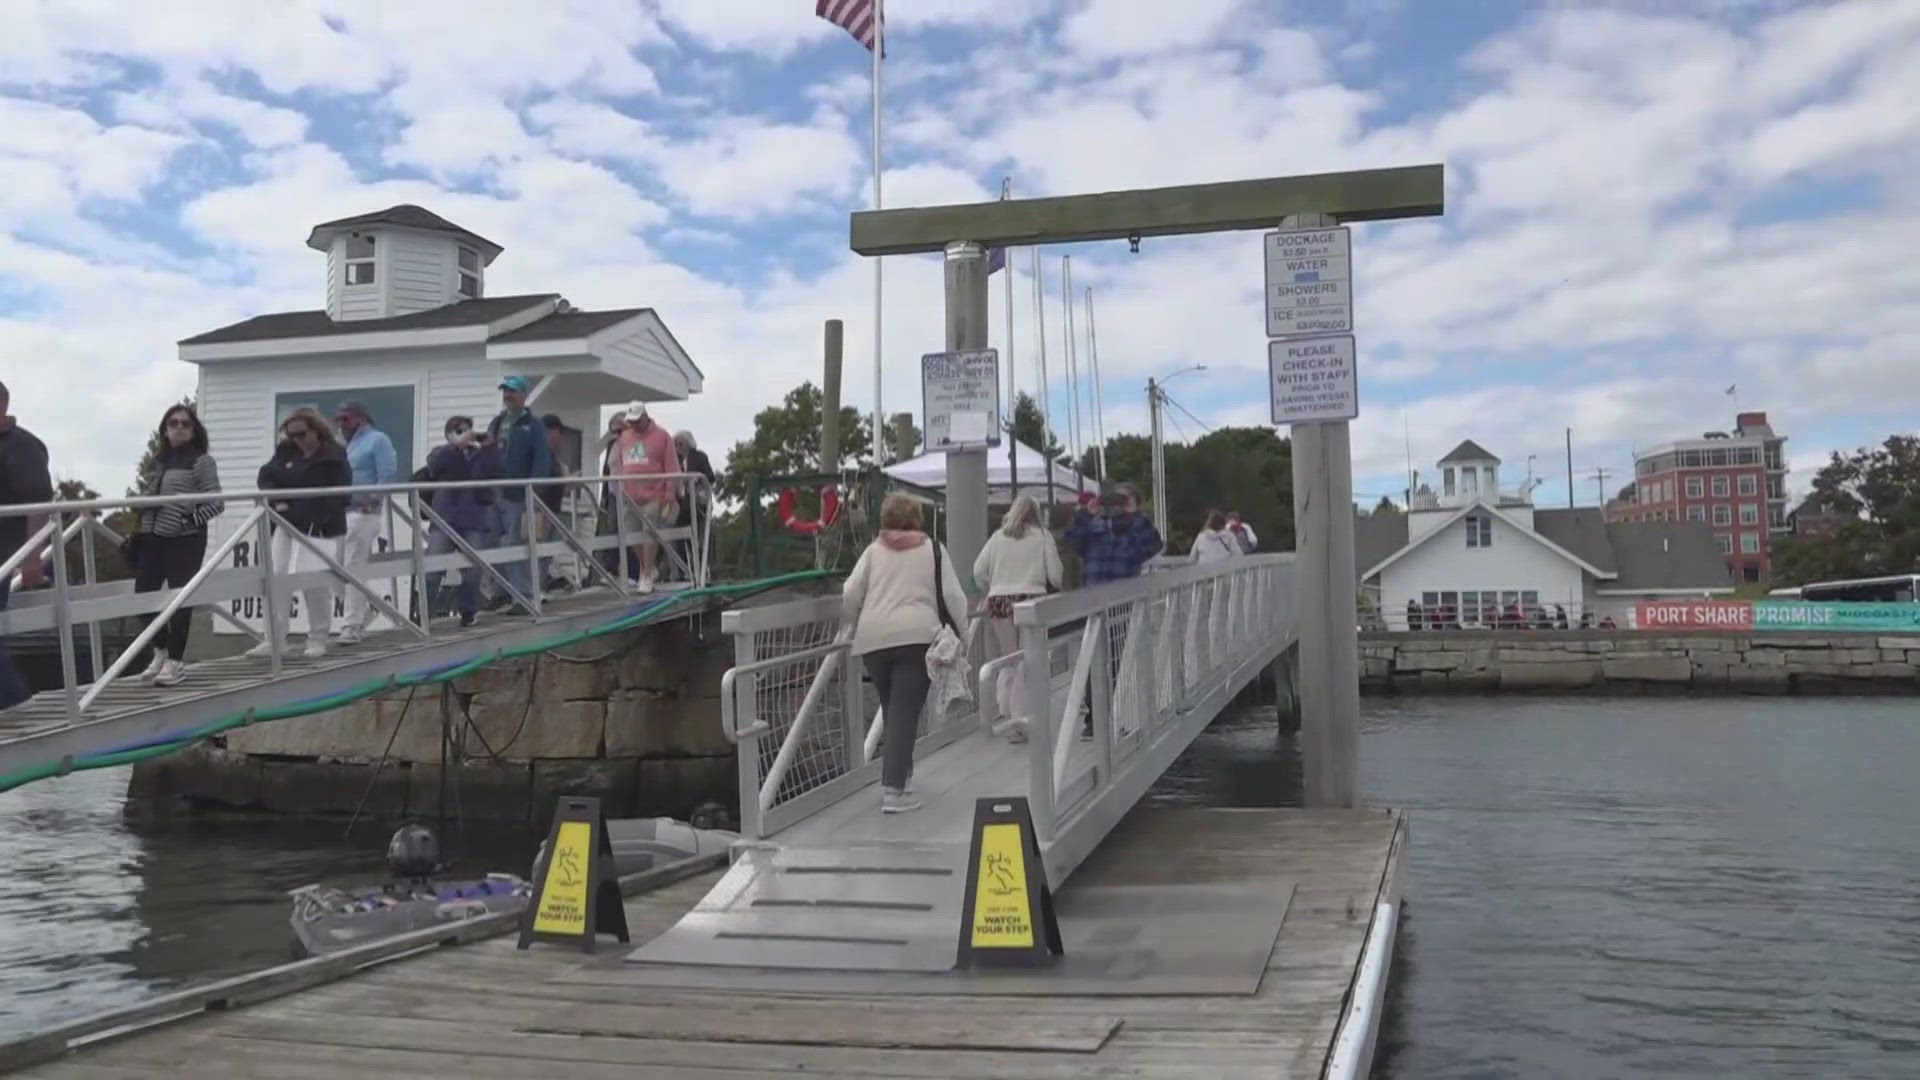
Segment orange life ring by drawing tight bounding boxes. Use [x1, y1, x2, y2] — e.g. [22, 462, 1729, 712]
[777, 487, 841, 536]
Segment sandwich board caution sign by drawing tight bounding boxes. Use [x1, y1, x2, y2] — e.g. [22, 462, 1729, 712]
[956, 796, 1062, 968]
[517, 795, 629, 953]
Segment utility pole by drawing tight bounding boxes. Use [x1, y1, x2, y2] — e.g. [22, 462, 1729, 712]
[1565, 428, 1575, 509]
[1062, 256, 1082, 482]
[944, 242, 991, 573]
[1589, 466, 1613, 508]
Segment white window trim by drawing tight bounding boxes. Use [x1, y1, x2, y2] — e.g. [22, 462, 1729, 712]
[1712, 506, 1732, 526]
[1739, 532, 1760, 554]
[1737, 475, 1758, 496]
[1739, 504, 1759, 525]
[1711, 477, 1730, 497]
[1686, 477, 1704, 498]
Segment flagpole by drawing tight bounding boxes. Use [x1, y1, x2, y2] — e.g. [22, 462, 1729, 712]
[870, 0, 884, 465]
[1001, 178, 1018, 501]
[1032, 245, 1055, 501]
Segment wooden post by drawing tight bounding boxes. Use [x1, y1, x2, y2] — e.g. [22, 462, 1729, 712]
[1286, 212, 1359, 810]
[821, 320, 843, 473]
[944, 241, 991, 578]
[892, 413, 915, 465]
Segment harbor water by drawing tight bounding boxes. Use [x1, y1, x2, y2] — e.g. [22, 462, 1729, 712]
[4, 695, 1918, 1077]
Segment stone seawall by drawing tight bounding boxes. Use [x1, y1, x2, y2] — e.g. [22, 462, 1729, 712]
[1362, 631, 1920, 694]
[127, 619, 740, 827]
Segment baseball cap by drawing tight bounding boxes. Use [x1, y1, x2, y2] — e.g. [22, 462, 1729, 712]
[499, 375, 530, 393]
[622, 401, 647, 422]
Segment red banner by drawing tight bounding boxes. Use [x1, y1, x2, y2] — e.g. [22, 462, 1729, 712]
[1635, 600, 1754, 630]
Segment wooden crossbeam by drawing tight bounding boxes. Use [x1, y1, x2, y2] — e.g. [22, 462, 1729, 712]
[849, 164, 1444, 255]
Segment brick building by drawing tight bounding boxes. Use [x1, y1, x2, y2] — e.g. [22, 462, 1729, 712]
[1606, 412, 1788, 583]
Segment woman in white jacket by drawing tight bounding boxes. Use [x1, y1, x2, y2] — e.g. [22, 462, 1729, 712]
[972, 495, 1064, 743]
[842, 493, 970, 814]
[1191, 510, 1242, 564]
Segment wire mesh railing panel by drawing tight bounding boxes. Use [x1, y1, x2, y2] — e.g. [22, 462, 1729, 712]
[744, 615, 850, 815]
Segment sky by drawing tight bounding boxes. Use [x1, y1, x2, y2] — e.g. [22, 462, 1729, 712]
[3, 0, 1918, 511]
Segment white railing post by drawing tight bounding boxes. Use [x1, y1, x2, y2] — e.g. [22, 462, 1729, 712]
[408, 493, 430, 635]
[1135, 595, 1158, 732]
[731, 630, 763, 839]
[1091, 609, 1114, 783]
[254, 507, 283, 675]
[47, 510, 81, 724]
[523, 483, 541, 615]
[78, 513, 103, 682]
[1021, 619, 1056, 840]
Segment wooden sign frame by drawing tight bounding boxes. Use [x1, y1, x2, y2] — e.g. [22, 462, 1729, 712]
[517, 794, 630, 953]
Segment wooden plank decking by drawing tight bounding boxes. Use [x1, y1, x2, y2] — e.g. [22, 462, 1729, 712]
[12, 807, 1405, 1080]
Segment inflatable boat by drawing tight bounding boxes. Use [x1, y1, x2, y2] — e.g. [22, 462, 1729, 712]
[288, 817, 737, 959]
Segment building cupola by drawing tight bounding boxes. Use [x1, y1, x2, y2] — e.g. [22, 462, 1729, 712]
[306, 205, 504, 322]
[1436, 439, 1500, 505]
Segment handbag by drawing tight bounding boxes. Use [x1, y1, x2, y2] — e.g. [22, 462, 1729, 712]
[931, 539, 960, 635]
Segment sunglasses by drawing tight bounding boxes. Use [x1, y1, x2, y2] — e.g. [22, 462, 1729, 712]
[286, 428, 315, 440]
[165, 418, 194, 430]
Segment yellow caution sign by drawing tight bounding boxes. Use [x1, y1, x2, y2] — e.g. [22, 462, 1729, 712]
[531, 820, 592, 935]
[969, 823, 1035, 948]
[518, 795, 630, 954]
[956, 797, 1062, 968]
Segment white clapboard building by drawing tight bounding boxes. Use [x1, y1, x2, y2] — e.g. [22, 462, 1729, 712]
[178, 204, 703, 631]
[1356, 440, 1734, 629]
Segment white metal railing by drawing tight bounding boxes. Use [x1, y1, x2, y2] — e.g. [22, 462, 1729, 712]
[1013, 554, 1295, 844]
[718, 592, 987, 840]
[0, 472, 713, 725]
[716, 553, 1295, 846]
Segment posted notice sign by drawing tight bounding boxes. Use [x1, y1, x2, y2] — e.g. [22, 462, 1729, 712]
[1264, 226, 1352, 337]
[1270, 334, 1358, 425]
[922, 348, 1001, 451]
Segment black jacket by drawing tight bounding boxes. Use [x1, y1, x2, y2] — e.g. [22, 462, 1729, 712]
[258, 441, 351, 538]
[676, 448, 715, 527]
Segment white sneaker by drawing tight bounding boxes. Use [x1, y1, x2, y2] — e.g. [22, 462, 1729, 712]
[303, 639, 329, 660]
[881, 788, 921, 814]
[244, 640, 277, 660]
[152, 660, 185, 688]
[635, 571, 656, 595]
[135, 651, 169, 684]
[335, 626, 365, 646]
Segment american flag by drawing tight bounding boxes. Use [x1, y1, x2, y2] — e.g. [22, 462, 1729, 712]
[816, 0, 881, 51]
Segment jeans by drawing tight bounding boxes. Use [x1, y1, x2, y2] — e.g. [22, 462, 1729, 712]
[0, 578, 29, 710]
[133, 531, 208, 662]
[492, 499, 539, 607]
[426, 525, 480, 617]
[339, 509, 381, 631]
[863, 643, 931, 793]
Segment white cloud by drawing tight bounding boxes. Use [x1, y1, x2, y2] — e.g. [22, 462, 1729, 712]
[1060, 0, 1249, 58]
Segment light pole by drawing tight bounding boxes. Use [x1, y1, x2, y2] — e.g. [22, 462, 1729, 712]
[1147, 365, 1207, 538]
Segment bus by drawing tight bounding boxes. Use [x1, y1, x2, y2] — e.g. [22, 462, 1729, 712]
[1770, 574, 1920, 603]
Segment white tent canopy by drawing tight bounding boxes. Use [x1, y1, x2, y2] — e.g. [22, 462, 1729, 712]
[883, 440, 1095, 503]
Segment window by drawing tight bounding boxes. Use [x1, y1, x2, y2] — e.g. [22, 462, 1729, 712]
[1443, 467, 1455, 496]
[1686, 477, 1704, 499]
[1769, 505, 1788, 529]
[1682, 450, 1704, 468]
[1639, 484, 1651, 504]
[457, 246, 481, 298]
[1687, 505, 1705, 522]
[1712, 505, 1732, 526]
[1739, 504, 1759, 525]
[1711, 476, 1730, 497]
[1462, 469, 1479, 494]
[1738, 474, 1757, 496]
[1465, 514, 1492, 548]
[1662, 479, 1674, 502]
[1767, 476, 1785, 499]
[1637, 459, 1655, 477]
[1717, 534, 1733, 555]
[1744, 565, 1761, 583]
[1740, 532, 1760, 554]
[344, 233, 375, 286]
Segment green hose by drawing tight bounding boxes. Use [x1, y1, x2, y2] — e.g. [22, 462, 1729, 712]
[0, 570, 835, 796]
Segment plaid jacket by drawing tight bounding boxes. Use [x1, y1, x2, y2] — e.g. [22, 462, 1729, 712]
[1066, 509, 1162, 586]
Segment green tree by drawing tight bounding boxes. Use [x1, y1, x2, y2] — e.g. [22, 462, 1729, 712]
[129, 395, 195, 497]
[719, 382, 873, 503]
[1371, 495, 1402, 517]
[1008, 392, 1067, 462]
[50, 478, 135, 582]
[1073, 427, 1294, 555]
[1773, 434, 1920, 585]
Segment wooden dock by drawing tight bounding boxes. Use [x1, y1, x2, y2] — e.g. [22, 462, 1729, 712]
[7, 807, 1405, 1080]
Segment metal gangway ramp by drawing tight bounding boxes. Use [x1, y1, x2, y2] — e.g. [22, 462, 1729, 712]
[0, 473, 723, 788]
[634, 553, 1297, 972]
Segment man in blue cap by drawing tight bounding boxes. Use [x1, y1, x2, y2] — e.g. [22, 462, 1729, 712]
[484, 375, 553, 611]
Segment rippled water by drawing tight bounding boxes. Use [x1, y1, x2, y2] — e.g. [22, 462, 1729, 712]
[1148, 695, 1920, 1079]
[4, 696, 1918, 1077]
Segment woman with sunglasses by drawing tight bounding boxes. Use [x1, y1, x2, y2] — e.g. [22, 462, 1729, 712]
[248, 408, 351, 660]
[129, 405, 224, 687]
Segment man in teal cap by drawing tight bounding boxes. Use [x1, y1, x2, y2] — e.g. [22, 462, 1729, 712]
[484, 375, 553, 610]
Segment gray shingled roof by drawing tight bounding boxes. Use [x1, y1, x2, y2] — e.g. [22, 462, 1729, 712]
[1355, 510, 1409, 575]
[179, 294, 559, 347]
[1531, 508, 1618, 573]
[1437, 439, 1499, 464]
[492, 308, 650, 343]
[305, 204, 502, 261]
[1606, 521, 1735, 590]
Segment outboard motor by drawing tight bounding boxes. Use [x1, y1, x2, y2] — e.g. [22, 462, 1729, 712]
[387, 824, 440, 880]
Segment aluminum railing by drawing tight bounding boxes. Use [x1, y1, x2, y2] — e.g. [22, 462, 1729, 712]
[0, 472, 712, 725]
[1012, 554, 1295, 845]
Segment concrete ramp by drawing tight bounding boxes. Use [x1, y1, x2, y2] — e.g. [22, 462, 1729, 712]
[627, 842, 967, 973]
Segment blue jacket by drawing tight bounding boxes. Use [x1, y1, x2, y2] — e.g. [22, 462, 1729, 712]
[488, 409, 552, 498]
[425, 442, 499, 534]
[1066, 508, 1163, 586]
[344, 426, 399, 511]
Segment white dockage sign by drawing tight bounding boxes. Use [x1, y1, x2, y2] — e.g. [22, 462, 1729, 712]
[922, 348, 1001, 451]
[1269, 335, 1358, 425]
[1263, 227, 1351, 337]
